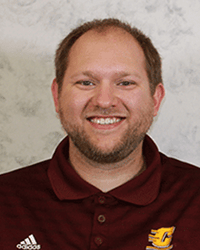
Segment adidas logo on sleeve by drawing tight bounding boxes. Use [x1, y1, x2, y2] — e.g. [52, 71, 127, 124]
[16, 234, 41, 249]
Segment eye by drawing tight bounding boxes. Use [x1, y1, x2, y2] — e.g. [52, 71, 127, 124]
[118, 81, 136, 86]
[75, 80, 96, 89]
[76, 80, 94, 86]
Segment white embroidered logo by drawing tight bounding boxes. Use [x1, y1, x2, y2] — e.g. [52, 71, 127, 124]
[16, 234, 41, 249]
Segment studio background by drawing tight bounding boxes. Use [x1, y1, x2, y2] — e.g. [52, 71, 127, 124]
[1, 0, 200, 174]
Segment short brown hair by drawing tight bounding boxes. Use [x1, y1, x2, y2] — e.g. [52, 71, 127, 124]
[55, 18, 162, 94]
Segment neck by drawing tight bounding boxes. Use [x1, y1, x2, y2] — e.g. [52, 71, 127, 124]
[69, 140, 146, 192]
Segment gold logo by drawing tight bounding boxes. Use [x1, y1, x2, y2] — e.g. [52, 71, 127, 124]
[146, 226, 175, 250]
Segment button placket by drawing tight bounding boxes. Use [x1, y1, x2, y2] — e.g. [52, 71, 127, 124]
[90, 195, 109, 248]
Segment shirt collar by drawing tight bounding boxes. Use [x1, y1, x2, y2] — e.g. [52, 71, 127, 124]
[110, 135, 162, 205]
[48, 135, 162, 205]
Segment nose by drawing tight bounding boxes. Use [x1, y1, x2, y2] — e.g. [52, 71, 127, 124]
[92, 81, 117, 108]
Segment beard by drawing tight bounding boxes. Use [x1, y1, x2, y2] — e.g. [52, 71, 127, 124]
[58, 108, 153, 164]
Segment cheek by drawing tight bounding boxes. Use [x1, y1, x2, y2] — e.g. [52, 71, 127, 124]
[123, 91, 154, 114]
[60, 91, 89, 120]
[121, 91, 142, 110]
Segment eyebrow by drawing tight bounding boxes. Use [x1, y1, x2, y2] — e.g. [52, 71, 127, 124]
[114, 71, 142, 79]
[70, 70, 142, 80]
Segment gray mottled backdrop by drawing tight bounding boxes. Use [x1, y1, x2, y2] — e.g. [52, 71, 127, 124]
[0, 0, 200, 174]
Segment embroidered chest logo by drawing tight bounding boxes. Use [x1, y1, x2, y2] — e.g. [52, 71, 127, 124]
[16, 234, 41, 249]
[146, 226, 175, 250]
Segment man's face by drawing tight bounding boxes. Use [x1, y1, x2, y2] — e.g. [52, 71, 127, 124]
[52, 28, 164, 163]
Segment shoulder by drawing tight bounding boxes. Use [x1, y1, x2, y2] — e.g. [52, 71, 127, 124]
[161, 153, 200, 173]
[0, 160, 51, 192]
[160, 153, 200, 191]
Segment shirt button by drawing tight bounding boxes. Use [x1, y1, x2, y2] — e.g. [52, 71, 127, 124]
[98, 196, 106, 204]
[98, 214, 106, 223]
[94, 236, 103, 246]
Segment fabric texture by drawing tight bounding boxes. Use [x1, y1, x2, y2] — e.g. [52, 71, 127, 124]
[1, 135, 200, 249]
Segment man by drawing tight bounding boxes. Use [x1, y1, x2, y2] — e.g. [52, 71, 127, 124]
[1, 18, 200, 250]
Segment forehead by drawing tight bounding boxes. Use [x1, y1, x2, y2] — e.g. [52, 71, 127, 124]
[68, 27, 145, 62]
[65, 27, 148, 82]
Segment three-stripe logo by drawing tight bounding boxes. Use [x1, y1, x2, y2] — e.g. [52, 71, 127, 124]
[16, 234, 41, 249]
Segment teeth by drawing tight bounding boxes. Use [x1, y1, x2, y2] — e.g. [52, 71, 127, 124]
[90, 117, 122, 125]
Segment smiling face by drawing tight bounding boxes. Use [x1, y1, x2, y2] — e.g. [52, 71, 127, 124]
[52, 28, 164, 164]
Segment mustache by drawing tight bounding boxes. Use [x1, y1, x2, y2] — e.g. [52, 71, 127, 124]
[85, 107, 126, 117]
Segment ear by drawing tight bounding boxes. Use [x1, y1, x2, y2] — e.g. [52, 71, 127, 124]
[152, 83, 165, 117]
[51, 78, 60, 113]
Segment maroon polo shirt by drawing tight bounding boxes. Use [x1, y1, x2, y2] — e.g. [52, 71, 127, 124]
[1, 135, 200, 250]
